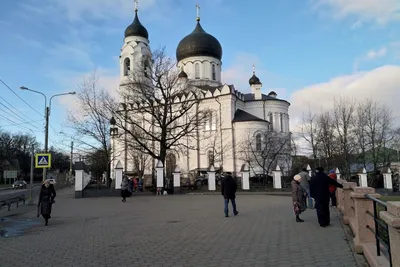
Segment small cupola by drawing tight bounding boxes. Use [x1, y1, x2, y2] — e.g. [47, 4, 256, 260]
[250, 65, 262, 100]
[178, 69, 188, 79]
[268, 91, 277, 98]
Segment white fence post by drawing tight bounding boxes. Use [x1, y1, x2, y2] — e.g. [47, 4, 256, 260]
[173, 166, 181, 194]
[306, 164, 312, 178]
[114, 160, 123, 190]
[241, 164, 250, 190]
[208, 165, 216, 191]
[383, 167, 393, 190]
[273, 165, 282, 189]
[358, 168, 368, 187]
[156, 160, 164, 195]
[336, 167, 341, 180]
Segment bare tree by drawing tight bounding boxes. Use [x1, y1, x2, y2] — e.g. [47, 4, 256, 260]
[67, 72, 112, 185]
[109, 48, 210, 172]
[332, 97, 357, 178]
[299, 106, 320, 168]
[240, 130, 291, 179]
[316, 111, 337, 167]
[357, 99, 394, 173]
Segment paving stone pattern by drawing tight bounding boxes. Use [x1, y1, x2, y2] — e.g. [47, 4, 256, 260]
[0, 189, 359, 267]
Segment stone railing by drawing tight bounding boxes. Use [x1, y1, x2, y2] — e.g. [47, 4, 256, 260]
[337, 180, 400, 267]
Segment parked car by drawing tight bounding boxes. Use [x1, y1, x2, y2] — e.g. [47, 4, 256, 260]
[13, 180, 27, 189]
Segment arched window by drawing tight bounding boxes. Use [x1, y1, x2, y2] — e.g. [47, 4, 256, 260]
[255, 133, 262, 151]
[269, 113, 274, 131]
[195, 63, 200, 79]
[124, 58, 131, 76]
[280, 114, 284, 132]
[144, 60, 150, 78]
[208, 150, 214, 167]
[211, 64, 216, 80]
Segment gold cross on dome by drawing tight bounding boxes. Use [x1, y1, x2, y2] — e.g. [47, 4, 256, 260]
[196, 4, 200, 21]
[134, 0, 138, 12]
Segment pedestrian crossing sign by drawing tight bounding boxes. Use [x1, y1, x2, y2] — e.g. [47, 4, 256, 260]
[35, 153, 51, 168]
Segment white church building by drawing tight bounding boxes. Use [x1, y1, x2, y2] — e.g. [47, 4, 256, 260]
[110, 5, 291, 182]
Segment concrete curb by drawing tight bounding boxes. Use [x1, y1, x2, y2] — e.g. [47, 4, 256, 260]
[185, 192, 291, 196]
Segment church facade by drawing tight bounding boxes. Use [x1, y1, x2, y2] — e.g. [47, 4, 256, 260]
[111, 6, 291, 181]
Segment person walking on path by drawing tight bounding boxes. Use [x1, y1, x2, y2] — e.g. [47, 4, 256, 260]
[310, 167, 343, 227]
[292, 175, 306, 222]
[328, 169, 338, 207]
[298, 168, 313, 209]
[121, 176, 129, 202]
[221, 175, 239, 217]
[37, 179, 56, 226]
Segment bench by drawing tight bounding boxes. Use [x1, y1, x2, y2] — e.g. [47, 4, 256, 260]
[0, 194, 26, 211]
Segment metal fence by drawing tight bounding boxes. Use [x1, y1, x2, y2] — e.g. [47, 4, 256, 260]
[365, 194, 392, 267]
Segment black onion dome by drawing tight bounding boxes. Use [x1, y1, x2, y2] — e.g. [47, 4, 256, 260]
[124, 11, 149, 39]
[110, 117, 116, 125]
[178, 69, 188, 78]
[176, 21, 222, 62]
[249, 74, 261, 85]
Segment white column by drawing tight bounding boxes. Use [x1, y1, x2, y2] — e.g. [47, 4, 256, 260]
[75, 170, 83, 192]
[173, 166, 181, 194]
[383, 168, 393, 190]
[272, 165, 282, 189]
[156, 160, 164, 188]
[208, 165, 216, 191]
[336, 167, 341, 180]
[115, 160, 123, 190]
[241, 164, 250, 190]
[358, 168, 368, 187]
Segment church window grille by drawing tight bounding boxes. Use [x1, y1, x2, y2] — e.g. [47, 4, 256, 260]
[124, 58, 131, 76]
[269, 113, 274, 131]
[280, 114, 284, 132]
[255, 133, 262, 151]
[195, 63, 200, 79]
[212, 64, 216, 80]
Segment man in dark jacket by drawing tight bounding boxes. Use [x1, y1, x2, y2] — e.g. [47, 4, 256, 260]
[221, 175, 239, 217]
[310, 167, 343, 227]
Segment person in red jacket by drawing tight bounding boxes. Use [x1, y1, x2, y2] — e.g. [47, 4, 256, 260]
[328, 169, 338, 207]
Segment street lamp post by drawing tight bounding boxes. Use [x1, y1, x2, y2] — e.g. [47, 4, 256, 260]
[20, 86, 76, 181]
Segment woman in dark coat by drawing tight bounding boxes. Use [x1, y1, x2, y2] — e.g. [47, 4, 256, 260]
[37, 180, 56, 226]
[292, 175, 306, 222]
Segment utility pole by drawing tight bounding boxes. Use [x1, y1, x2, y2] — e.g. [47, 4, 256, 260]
[29, 144, 34, 204]
[70, 141, 74, 175]
[43, 106, 49, 181]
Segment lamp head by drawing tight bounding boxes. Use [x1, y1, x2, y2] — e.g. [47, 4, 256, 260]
[20, 86, 28, 90]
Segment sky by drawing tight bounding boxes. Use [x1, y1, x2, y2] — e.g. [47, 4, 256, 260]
[0, 0, 400, 152]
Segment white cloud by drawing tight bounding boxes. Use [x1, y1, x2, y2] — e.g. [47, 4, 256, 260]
[353, 46, 388, 71]
[289, 65, 400, 130]
[313, 0, 400, 26]
[366, 47, 387, 60]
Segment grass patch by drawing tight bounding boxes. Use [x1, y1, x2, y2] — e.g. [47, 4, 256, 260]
[380, 196, 400, 202]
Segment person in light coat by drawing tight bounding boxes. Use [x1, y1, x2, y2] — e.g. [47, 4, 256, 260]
[292, 175, 306, 222]
[299, 168, 313, 208]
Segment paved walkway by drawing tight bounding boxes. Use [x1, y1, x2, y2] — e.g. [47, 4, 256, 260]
[0, 189, 360, 267]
